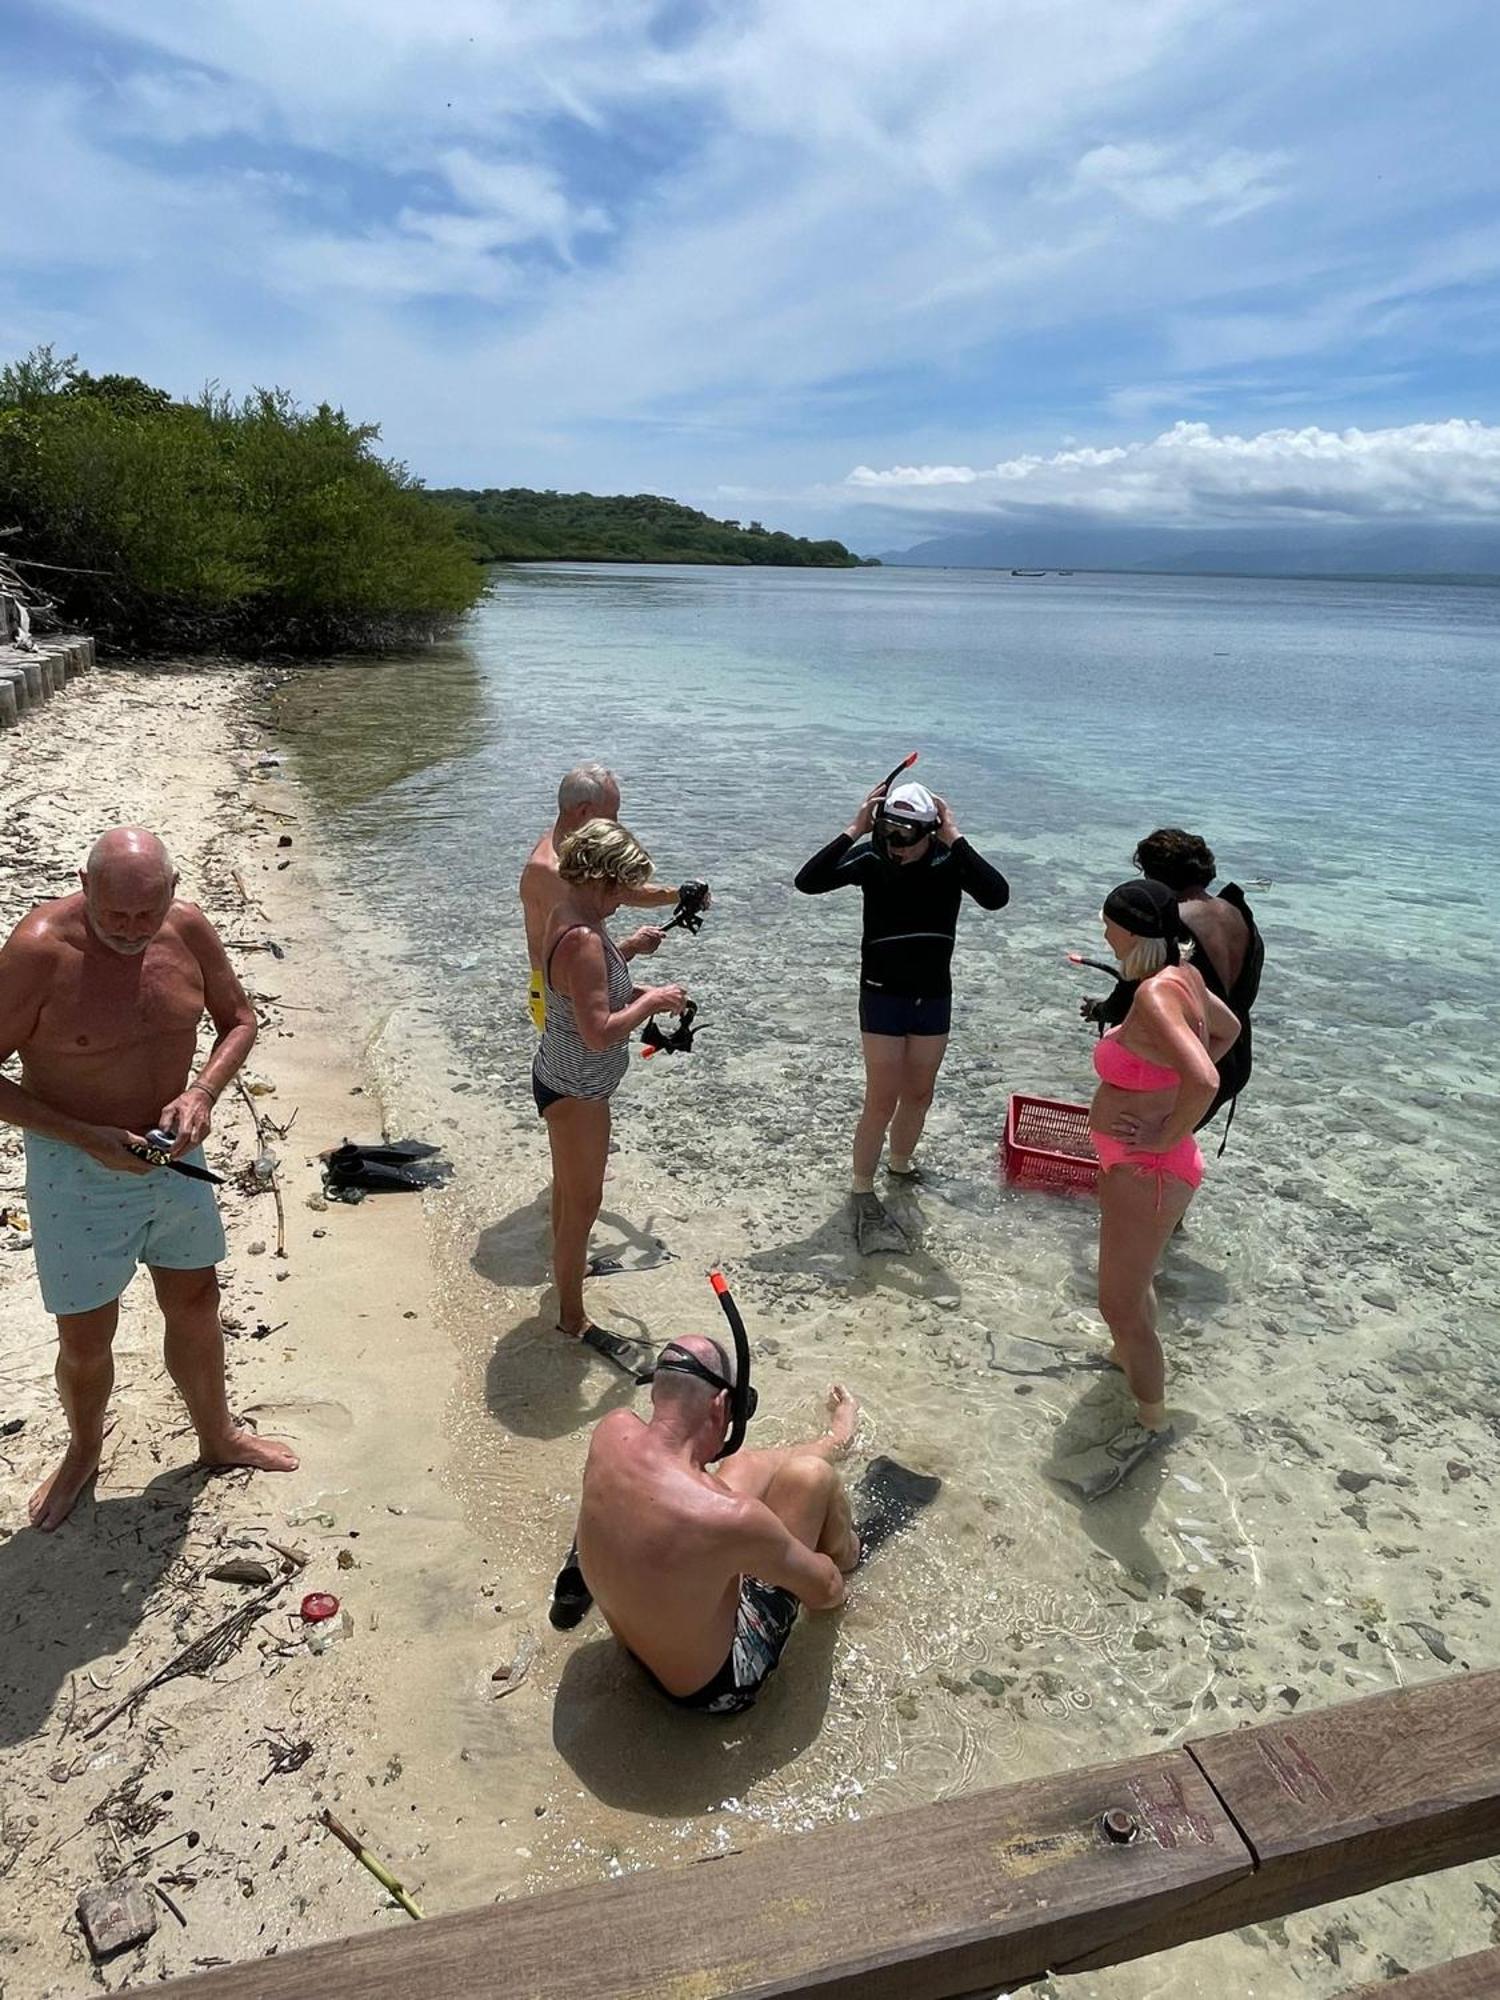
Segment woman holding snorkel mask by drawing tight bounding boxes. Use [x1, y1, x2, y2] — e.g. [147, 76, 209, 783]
[796, 758, 1010, 1254]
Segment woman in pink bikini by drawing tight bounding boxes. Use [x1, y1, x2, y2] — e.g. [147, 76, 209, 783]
[1087, 879, 1240, 1489]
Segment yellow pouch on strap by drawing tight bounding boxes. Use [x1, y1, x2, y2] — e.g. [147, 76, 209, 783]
[527, 967, 546, 1033]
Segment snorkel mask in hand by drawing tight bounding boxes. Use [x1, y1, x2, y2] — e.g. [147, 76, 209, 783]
[641, 999, 703, 1057]
[662, 880, 710, 936]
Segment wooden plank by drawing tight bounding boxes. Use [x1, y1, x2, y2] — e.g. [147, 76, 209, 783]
[147, 1749, 1247, 2000]
[1338, 1946, 1500, 1997]
[1061, 1669, 1500, 1969]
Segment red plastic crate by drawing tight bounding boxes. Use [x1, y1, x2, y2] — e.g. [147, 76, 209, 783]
[1002, 1093, 1099, 1195]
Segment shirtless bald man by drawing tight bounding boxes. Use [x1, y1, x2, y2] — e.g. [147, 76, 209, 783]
[575, 1338, 860, 1714]
[0, 827, 297, 1530]
[520, 763, 706, 1029]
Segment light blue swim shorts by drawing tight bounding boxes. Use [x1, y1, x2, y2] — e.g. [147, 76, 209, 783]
[23, 1133, 228, 1318]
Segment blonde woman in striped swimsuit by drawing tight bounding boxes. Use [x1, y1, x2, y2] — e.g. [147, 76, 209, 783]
[534, 820, 687, 1371]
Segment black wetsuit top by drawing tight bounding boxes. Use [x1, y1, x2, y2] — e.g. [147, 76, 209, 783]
[794, 833, 1010, 996]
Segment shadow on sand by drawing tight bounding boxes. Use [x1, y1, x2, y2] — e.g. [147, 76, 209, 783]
[485, 1313, 648, 1442]
[1042, 1374, 1199, 1584]
[472, 1195, 678, 1292]
[551, 1615, 838, 1816]
[745, 1193, 963, 1307]
[0, 1465, 203, 1749]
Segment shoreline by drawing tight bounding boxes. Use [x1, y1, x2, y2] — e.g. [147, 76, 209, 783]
[0, 663, 507, 1993]
[0, 657, 1495, 1997]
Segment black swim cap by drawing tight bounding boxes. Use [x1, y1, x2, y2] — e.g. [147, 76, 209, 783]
[1102, 878, 1184, 940]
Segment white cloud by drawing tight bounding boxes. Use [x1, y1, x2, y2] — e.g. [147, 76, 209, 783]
[7, 0, 1500, 510]
[847, 419, 1500, 524]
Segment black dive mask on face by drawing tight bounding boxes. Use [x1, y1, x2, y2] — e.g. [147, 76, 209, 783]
[876, 814, 932, 852]
[654, 1340, 759, 1424]
[647, 1272, 758, 1460]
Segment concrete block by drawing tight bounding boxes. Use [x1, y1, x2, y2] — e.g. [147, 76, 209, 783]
[40, 651, 67, 695]
[77, 1877, 158, 1959]
[0, 666, 30, 714]
[20, 658, 45, 702]
[0, 679, 18, 727]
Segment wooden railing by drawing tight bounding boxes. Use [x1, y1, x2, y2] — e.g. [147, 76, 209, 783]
[147, 1669, 1499, 1999]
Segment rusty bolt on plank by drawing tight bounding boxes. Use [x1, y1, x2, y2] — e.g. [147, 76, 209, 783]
[1100, 1809, 1140, 1845]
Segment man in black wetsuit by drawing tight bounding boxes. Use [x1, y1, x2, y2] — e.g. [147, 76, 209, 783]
[1133, 828, 1264, 1138]
[796, 779, 1010, 1252]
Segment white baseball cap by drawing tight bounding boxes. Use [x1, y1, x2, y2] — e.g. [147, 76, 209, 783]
[883, 780, 939, 824]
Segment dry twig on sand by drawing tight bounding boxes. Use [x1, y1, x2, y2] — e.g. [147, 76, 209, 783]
[82, 1582, 287, 1740]
[233, 1075, 287, 1258]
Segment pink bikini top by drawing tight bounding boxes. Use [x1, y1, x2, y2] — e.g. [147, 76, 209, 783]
[1093, 1031, 1180, 1092]
[1092, 970, 1203, 1092]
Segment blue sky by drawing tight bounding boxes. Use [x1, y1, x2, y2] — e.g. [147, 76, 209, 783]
[3, 0, 1500, 551]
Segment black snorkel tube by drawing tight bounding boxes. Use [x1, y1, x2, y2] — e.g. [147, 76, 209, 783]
[707, 1269, 755, 1461]
[870, 750, 918, 862]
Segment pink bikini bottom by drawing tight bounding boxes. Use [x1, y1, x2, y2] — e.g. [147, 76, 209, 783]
[1091, 1131, 1204, 1201]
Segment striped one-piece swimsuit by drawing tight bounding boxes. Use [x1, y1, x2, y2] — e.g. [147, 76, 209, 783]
[533, 924, 634, 1102]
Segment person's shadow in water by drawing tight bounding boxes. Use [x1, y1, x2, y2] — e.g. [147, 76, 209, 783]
[1041, 1375, 1198, 1585]
[0, 1466, 202, 1749]
[472, 1195, 676, 1291]
[485, 1314, 646, 1441]
[551, 1615, 839, 1816]
[746, 1195, 964, 1307]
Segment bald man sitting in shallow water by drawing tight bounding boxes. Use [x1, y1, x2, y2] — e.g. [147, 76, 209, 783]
[0, 827, 296, 1530]
[575, 1337, 861, 1714]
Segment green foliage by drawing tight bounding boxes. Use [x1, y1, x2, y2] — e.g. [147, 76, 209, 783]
[0, 348, 482, 654]
[430, 486, 877, 568]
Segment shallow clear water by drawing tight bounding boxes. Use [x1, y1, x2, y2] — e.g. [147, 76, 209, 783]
[270, 565, 1500, 1963]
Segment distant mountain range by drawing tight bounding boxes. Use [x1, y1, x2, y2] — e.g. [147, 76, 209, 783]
[879, 520, 1500, 580]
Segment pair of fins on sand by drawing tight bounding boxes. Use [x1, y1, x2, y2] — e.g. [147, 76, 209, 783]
[549, 1454, 944, 1633]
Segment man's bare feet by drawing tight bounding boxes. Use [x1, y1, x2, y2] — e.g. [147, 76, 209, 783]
[825, 1384, 860, 1455]
[28, 1444, 101, 1532]
[200, 1428, 299, 1475]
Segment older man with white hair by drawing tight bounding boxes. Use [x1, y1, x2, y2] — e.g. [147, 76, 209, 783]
[0, 826, 296, 1530]
[520, 762, 708, 1031]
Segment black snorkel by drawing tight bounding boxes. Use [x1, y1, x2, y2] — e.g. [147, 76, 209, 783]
[707, 1269, 755, 1460]
[870, 751, 919, 863]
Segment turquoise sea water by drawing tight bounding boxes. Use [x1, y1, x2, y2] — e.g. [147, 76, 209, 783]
[271, 564, 1500, 1980]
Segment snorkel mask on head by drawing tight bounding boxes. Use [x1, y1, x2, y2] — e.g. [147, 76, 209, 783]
[875, 779, 940, 860]
[649, 1271, 757, 1460]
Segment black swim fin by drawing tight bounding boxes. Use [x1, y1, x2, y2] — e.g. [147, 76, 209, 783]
[339, 1138, 442, 1164]
[586, 1243, 677, 1277]
[575, 1324, 655, 1382]
[548, 1541, 594, 1630]
[855, 1455, 942, 1564]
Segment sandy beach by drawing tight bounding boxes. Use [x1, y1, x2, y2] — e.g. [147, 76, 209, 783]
[2, 654, 1497, 1998]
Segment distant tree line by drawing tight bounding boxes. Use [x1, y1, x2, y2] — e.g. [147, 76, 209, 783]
[430, 485, 877, 568]
[0, 347, 482, 654]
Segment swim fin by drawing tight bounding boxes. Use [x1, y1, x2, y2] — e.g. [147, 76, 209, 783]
[548, 1541, 594, 1630]
[852, 1191, 910, 1256]
[1051, 1422, 1176, 1501]
[571, 1323, 655, 1382]
[854, 1455, 942, 1564]
[586, 1243, 677, 1277]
